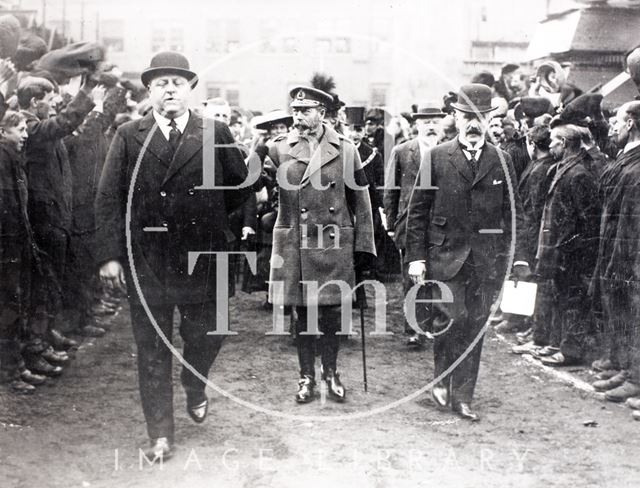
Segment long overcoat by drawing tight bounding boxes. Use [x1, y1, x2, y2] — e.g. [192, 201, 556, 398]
[268, 124, 375, 306]
[95, 111, 250, 305]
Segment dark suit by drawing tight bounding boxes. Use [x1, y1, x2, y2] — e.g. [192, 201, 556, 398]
[95, 110, 250, 442]
[405, 138, 526, 404]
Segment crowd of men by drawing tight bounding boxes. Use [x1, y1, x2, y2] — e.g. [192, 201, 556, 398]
[3, 12, 640, 459]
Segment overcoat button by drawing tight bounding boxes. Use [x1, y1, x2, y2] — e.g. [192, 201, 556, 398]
[329, 207, 335, 213]
[162, 221, 168, 227]
[301, 208, 307, 213]
[330, 181, 336, 187]
[329, 232, 335, 239]
[188, 189, 195, 195]
[160, 191, 167, 197]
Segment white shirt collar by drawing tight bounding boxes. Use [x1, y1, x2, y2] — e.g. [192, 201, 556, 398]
[458, 135, 485, 152]
[624, 140, 640, 154]
[153, 110, 190, 140]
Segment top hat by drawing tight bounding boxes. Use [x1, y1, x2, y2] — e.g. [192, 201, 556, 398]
[141, 51, 198, 88]
[411, 101, 446, 119]
[289, 86, 333, 109]
[451, 84, 497, 114]
[345, 106, 366, 126]
[254, 109, 293, 130]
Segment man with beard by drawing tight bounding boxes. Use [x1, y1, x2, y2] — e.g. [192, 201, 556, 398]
[405, 84, 529, 421]
[96, 52, 250, 459]
[535, 122, 600, 367]
[268, 86, 375, 404]
[384, 102, 446, 347]
[590, 101, 640, 406]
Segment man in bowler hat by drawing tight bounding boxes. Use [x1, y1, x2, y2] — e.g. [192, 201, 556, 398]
[96, 52, 251, 458]
[405, 84, 529, 421]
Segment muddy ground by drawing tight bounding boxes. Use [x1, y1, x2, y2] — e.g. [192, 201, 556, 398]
[1, 283, 638, 488]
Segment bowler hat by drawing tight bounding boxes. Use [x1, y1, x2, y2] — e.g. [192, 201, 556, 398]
[345, 106, 366, 126]
[254, 109, 293, 130]
[141, 51, 198, 88]
[451, 84, 497, 114]
[289, 86, 333, 109]
[411, 101, 446, 119]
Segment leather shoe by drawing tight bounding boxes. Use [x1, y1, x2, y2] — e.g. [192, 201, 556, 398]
[592, 358, 617, 372]
[431, 383, 449, 407]
[452, 402, 480, 422]
[20, 368, 47, 385]
[604, 381, 640, 403]
[144, 437, 173, 461]
[295, 376, 315, 403]
[322, 368, 346, 402]
[41, 346, 70, 365]
[625, 397, 640, 410]
[592, 371, 629, 392]
[186, 395, 209, 423]
[47, 329, 78, 351]
[8, 379, 35, 394]
[533, 345, 560, 358]
[515, 328, 533, 344]
[25, 355, 63, 377]
[75, 325, 106, 337]
[594, 370, 620, 381]
[407, 333, 424, 348]
[540, 352, 581, 367]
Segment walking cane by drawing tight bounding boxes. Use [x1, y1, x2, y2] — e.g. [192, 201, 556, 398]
[356, 280, 368, 392]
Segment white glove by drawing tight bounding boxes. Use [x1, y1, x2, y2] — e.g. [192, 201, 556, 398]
[408, 261, 426, 284]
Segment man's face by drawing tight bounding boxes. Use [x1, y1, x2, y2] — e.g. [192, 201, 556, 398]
[230, 121, 244, 140]
[455, 110, 485, 144]
[612, 107, 632, 148]
[349, 125, 364, 144]
[488, 117, 504, 142]
[292, 106, 323, 135]
[203, 103, 230, 124]
[270, 122, 288, 137]
[2, 120, 28, 151]
[364, 119, 379, 136]
[32, 90, 56, 120]
[549, 128, 566, 160]
[415, 117, 443, 139]
[148, 75, 191, 118]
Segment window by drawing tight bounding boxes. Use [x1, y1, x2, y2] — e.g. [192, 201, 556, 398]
[370, 85, 387, 107]
[206, 83, 221, 99]
[101, 19, 124, 52]
[151, 24, 184, 53]
[226, 89, 240, 107]
[334, 37, 350, 54]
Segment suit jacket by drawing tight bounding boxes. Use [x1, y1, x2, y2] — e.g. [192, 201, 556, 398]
[405, 138, 527, 283]
[268, 123, 375, 306]
[383, 138, 422, 250]
[95, 110, 251, 305]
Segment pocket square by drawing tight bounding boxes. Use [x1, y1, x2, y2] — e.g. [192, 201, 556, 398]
[492, 179, 503, 185]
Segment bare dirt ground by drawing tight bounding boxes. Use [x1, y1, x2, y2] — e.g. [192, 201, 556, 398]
[1, 283, 639, 488]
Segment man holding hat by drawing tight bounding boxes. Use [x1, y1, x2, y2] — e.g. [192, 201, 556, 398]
[383, 102, 446, 347]
[268, 86, 375, 404]
[405, 84, 530, 421]
[95, 51, 251, 459]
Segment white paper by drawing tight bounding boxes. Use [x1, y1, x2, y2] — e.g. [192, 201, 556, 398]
[500, 280, 538, 316]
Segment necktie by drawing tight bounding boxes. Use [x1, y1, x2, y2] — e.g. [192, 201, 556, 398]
[168, 119, 181, 153]
[466, 148, 478, 177]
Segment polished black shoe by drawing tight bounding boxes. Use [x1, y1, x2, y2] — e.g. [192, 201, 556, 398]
[295, 376, 315, 403]
[322, 369, 346, 402]
[47, 329, 79, 351]
[453, 402, 480, 422]
[186, 395, 209, 424]
[8, 379, 36, 394]
[407, 333, 425, 348]
[25, 356, 63, 377]
[41, 346, 70, 365]
[144, 437, 173, 461]
[20, 368, 47, 386]
[431, 383, 449, 408]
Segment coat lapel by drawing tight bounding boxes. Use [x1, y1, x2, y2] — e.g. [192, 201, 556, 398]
[472, 144, 495, 186]
[298, 125, 340, 186]
[134, 113, 173, 165]
[448, 140, 473, 183]
[162, 112, 207, 185]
